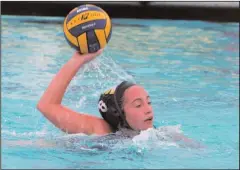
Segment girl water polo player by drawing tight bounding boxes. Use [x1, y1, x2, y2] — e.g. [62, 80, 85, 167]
[36, 50, 204, 149]
[4, 49, 203, 149]
[37, 49, 154, 136]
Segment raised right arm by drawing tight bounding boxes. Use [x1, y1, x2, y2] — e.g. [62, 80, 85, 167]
[37, 50, 111, 135]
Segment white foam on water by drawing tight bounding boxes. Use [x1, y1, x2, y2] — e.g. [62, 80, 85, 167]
[1, 129, 48, 137]
[132, 125, 183, 150]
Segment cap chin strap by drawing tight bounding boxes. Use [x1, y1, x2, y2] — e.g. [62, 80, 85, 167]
[113, 90, 133, 130]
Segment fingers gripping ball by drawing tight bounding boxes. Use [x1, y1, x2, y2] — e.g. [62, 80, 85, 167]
[63, 4, 112, 54]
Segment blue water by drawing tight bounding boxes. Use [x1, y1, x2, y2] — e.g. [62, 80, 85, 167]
[1, 15, 239, 169]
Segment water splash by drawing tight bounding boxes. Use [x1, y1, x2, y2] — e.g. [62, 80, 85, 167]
[54, 125, 185, 152]
[68, 52, 136, 110]
[132, 125, 182, 150]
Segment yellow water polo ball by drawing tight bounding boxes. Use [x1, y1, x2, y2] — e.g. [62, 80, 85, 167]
[63, 4, 112, 54]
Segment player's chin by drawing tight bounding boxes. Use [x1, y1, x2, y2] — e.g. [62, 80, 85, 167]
[142, 120, 153, 130]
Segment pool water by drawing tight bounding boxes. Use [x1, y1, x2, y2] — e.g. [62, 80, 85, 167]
[1, 15, 239, 169]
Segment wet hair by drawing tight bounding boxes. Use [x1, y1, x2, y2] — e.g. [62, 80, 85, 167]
[98, 81, 135, 132]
